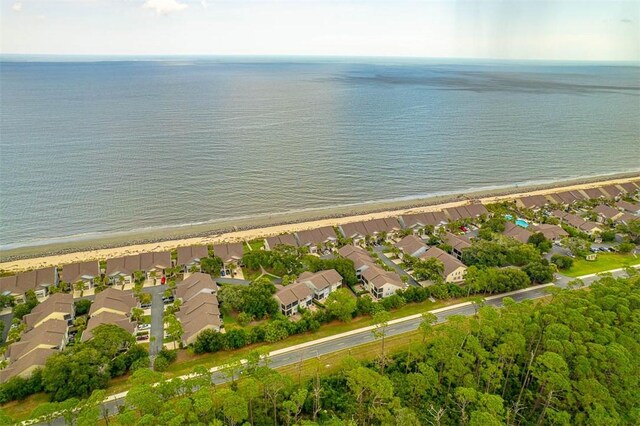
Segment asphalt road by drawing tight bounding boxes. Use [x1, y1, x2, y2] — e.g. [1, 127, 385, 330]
[27, 266, 636, 425]
[145, 286, 165, 356]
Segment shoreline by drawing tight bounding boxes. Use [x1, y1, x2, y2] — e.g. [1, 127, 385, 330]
[1, 171, 638, 272]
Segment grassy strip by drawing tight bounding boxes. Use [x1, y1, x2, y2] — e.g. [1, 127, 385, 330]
[563, 253, 640, 277]
[1, 296, 465, 421]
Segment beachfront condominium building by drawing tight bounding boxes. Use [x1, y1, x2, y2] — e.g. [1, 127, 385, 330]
[264, 234, 299, 251]
[176, 245, 209, 273]
[399, 211, 447, 235]
[60, 261, 100, 290]
[0, 267, 58, 302]
[295, 226, 338, 253]
[106, 252, 172, 285]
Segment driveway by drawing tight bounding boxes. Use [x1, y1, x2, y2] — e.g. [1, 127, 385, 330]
[142, 285, 166, 356]
[372, 245, 420, 287]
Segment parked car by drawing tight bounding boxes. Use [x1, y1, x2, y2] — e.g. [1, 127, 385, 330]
[140, 303, 152, 309]
[136, 335, 149, 341]
[137, 323, 151, 331]
[162, 296, 174, 304]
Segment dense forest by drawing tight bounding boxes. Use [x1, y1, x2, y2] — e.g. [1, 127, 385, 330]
[7, 273, 638, 425]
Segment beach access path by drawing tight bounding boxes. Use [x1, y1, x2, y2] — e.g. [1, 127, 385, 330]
[24, 265, 638, 426]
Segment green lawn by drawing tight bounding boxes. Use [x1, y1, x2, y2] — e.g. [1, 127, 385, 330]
[244, 239, 265, 252]
[1, 295, 469, 421]
[563, 253, 640, 277]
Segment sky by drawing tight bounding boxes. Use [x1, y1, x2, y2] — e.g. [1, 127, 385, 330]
[1, 0, 639, 61]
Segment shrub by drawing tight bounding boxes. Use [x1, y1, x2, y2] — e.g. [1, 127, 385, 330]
[550, 254, 574, 270]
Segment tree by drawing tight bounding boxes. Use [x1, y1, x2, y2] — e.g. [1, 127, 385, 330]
[12, 289, 39, 320]
[550, 254, 574, 270]
[42, 347, 109, 401]
[523, 262, 554, 284]
[74, 299, 93, 316]
[164, 314, 184, 348]
[371, 310, 391, 374]
[527, 232, 552, 253]
[419, 312, 438, 343]
[325, 288, 357, 322]
[413, 258, 445, 284]
[617, 241, 636, 254]
[88, 324, 136, 360]
[562, 237, 591, 258]
[201, 256, 224, 276]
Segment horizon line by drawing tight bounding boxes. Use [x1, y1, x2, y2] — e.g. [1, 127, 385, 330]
[1, 53, 639, 65]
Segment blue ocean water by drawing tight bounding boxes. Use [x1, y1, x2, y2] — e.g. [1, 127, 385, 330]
[1, 57, 639, 250]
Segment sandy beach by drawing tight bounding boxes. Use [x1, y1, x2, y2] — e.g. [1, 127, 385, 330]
[1, 172, 638, 273]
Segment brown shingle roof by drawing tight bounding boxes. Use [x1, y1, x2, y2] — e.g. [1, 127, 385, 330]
[60, 261, 100, 283]
[0, 348, 57, 383]
[176, 245, 209, 267]
[420, 247, 466, 278]
[297, 269, 342, 292]
[532, 224, 568, 241]
[361, 265, 403, 289]
[582, 187, 606, 199]
[443, 232, 472, 251]
[178, 292, 221, 344]
[400, 211, 447, 228]
[0, 267, 57, 297]
[175, 272, 217, 302]
[337, 245, 376, 270]
[295, 226, 338, 246]
[600, 185, 623, 198]
[24, 293, 73, 330]
[395, 235, 427, 258]
[82, 311, 136, 342]
[266, 234, 298, 249]
[618, 182, 638, 194]
[212, 243, 244, 263]
[503, 222, 534, 243]
[89, 287, 136, 317]
[6, 319, 67, 361]
[106, 255, 142, 277]
[275, 282, 312, 306]
[593, 204, 621, 220]
[615, 200, 640, 213]
[517, 195, 549, 209]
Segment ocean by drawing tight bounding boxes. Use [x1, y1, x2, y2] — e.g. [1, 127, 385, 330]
[1, 57, 639, 251]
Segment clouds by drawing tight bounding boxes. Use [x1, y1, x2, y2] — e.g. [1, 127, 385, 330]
[143, 0, 187, 15]
[12, 2, 22, 12]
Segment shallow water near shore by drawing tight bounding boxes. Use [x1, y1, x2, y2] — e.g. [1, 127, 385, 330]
[1, 57, 639, 252]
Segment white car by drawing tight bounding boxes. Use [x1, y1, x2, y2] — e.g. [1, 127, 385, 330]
[137, 323, 151, 331]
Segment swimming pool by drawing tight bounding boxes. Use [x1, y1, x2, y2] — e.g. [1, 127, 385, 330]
[515, 218, 529, 228]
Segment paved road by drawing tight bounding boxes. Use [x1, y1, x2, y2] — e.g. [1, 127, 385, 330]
[28, 266, 638, 425]
[144, 286, 165, 356]
[372, 245, 420, 287]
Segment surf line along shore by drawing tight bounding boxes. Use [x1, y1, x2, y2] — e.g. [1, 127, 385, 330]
[1, 172, 638, 272]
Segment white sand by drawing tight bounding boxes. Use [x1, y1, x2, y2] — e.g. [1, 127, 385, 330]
[0, 175, 637, 273]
